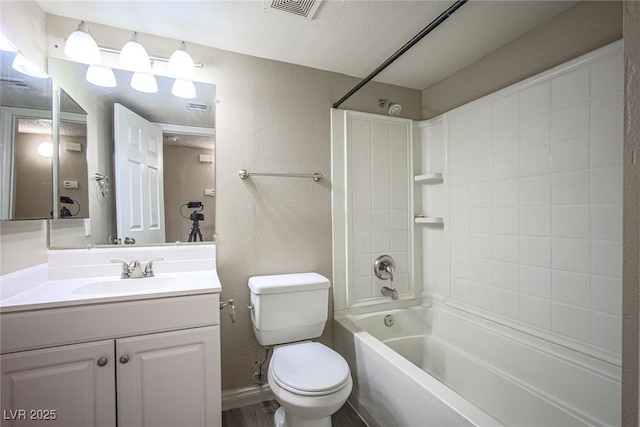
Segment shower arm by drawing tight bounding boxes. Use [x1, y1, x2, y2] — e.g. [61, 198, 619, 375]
[332, 0, 468, 109]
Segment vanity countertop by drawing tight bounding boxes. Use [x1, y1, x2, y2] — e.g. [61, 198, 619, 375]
[0, 269, 221, 313]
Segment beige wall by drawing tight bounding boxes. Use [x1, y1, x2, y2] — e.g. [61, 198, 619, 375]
[163, 145, 215, 243]
[14, 133, 53, 219]
[622, 1, 640, 425]
[421, 1, 622, 119]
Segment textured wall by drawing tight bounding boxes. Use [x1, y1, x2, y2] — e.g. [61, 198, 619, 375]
[622, 1, 640, 425]
[163, 145, 215, 243]
[421, 1, 622, 119]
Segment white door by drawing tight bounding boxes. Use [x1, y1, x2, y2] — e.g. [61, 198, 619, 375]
[114, 103, 165, 244]
[1, 340, 116, 427]
[116, 326, 221, 427]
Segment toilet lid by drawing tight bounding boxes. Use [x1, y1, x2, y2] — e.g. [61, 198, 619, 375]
[271, 342, 350, 394]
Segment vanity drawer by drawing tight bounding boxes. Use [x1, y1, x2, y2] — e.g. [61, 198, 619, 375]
[1, 293, 220, 354]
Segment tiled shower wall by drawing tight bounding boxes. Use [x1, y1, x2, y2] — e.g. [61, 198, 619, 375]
[445, 44, 623, 356]
[348, 114, 412, 306]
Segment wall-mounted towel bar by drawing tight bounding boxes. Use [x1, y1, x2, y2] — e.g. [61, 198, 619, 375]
[238, 169, 323, 182]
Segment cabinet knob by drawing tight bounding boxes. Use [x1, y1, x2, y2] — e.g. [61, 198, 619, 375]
[119, 354, 130, 364]
[97, 357, 108, 367]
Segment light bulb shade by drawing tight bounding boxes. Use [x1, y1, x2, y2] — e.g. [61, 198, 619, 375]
[12, 53, 48, 79]
[86, 64, 116, 87]
[37, 141, 53, 158]
[171, 79, 196, 99]
[64, 21, 101, 65]
[168, 42, 195, 80]
[119, 32, 151, 72]
[0, 34, 17, 52]
[130, 72, 158, 93]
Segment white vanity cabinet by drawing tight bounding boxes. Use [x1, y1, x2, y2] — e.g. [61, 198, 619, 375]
[1, 293, 221, 427]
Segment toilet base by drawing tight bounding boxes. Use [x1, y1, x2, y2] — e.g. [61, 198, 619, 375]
[273, 406, 332, 427]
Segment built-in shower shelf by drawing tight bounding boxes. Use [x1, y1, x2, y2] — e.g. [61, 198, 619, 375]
[414, 216, 444, 224]
[414, 173, 443, 184]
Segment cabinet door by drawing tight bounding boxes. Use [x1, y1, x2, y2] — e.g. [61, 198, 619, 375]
[116, 326, 220, 427]
[1, 340, 116, 427]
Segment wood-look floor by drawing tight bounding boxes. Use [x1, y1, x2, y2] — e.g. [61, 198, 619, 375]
[222, 400, 367, 427]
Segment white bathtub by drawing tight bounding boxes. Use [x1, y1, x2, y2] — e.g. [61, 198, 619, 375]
[334, 305, 620, 427]
[334, 306, 501, 427]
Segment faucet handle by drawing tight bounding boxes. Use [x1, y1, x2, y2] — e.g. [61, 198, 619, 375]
[143, 258, 164, 277]
[111, 259, 130, 278]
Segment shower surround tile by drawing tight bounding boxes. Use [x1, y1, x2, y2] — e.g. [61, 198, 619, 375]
[443, 47, 623, 355]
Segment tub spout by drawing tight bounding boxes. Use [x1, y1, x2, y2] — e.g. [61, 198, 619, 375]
[381, 286, 398, 300]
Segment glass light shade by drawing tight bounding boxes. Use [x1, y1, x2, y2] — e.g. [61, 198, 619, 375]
[130, 72, 158, 93]
[171, 79, 196, 99]
[64, 21, 101, 65]
[12, 54, 48, 79]
[86, 64, 117, 87]
[119, 32, 151, 72]
[0, 34, 17, 52]
[168, 42, 195, 80]
[37, 141, 53, 158]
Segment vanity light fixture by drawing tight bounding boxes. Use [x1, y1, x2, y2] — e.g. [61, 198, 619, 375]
[86, 64, 117, 88]
[119, 32, 151, 72]
[130, 72, 158, 93]
[171, 79, 196, 99]
[0, 34, 17, 52]
[64, 21, 101, 65]
[168, 41, 196, 80]
[12, 53, 49, 79]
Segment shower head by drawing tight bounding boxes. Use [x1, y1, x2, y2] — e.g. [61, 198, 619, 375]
[378, 98, 402, 117]
[388, 102, 402, 116]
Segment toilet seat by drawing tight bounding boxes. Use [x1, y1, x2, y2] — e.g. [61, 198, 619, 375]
[270, 342, 350, 397]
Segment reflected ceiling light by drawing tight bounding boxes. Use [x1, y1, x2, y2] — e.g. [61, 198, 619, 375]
[171, 79, 196, 99]
[37, 141, 54, 158]
[119, 32, 151, 72]
[130, 72, 158, 93]
[64, 21, 101, 65]
[168, 42, 195, 80]
[0, 34, 17, 52]
[12, 53, 48, 79]
[86, 64, 117, 87]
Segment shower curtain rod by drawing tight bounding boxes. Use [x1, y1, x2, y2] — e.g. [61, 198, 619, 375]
[332, 0, 468, 109]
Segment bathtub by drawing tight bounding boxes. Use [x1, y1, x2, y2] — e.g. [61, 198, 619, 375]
[334, 306, 500, 427]
[334, 305, 620, 427]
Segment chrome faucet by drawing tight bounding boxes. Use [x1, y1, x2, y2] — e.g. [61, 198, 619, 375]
[381, 286, 399, 300]
[111, 258, 163, 279]
[384, 263, 395, 283]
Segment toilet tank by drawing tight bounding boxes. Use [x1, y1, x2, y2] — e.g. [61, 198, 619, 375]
[248, 272, 330, 346]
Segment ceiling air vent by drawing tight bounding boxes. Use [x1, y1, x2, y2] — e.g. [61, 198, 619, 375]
[265, 0, 323, 20]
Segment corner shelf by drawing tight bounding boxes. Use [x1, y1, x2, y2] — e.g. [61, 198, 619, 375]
[414, 173, 443, 184]
[414, 216, 444, 224]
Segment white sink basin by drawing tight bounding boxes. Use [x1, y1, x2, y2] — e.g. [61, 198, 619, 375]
[73, 276, 177, 295]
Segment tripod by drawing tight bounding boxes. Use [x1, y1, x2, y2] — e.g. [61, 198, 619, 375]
[188, 213, 203, 242]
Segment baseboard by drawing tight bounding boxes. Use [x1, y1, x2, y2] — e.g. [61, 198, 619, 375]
[221, 385, 274, 411]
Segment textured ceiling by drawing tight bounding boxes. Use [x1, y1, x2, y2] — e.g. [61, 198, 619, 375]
[36, 0, 579, 90]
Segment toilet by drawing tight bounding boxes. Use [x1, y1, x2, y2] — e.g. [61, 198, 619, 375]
[248, 272, 353, 427]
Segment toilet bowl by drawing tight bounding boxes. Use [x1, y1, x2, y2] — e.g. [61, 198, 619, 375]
[247, 273, 353, 427]
[268, 342, 353, 427]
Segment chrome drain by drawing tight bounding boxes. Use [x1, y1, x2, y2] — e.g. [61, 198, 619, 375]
[384, 314, 395, 327]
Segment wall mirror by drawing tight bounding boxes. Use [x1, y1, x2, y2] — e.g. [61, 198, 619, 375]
[48, 58, 216, 248]
[0, 46, 54, 220]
